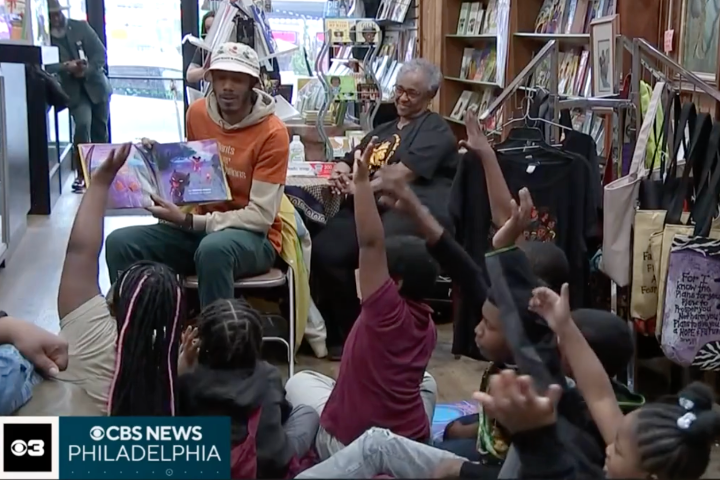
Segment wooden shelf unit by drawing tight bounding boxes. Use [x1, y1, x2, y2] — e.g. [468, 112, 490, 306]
[423, 0, 662, 138]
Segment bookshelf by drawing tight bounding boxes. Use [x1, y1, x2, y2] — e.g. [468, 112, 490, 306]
[430, 0, 662, 138]
[509, 0, 661, 104]
[440, 0, 509, 134]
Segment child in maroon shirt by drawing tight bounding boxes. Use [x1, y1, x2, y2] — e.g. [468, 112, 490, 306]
[285, 139, 440, 460]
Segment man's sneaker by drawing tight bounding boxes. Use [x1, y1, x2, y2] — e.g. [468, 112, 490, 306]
[72, 178, 85, 193]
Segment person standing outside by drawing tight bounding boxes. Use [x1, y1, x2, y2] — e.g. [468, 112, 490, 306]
[47, 0, 112, 193]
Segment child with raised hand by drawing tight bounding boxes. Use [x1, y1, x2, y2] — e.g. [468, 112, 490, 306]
[285, 137, 440, 460]
[530, 285, 720, 479]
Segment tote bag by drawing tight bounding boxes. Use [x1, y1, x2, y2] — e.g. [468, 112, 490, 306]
[602, 82, 666, 286]
[631, 95, 686, 332]
[660, 235, 720, 369]
[655, 117, 720, 336]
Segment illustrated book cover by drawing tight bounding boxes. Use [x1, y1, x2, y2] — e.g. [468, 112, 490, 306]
[79, 140, 231, 209]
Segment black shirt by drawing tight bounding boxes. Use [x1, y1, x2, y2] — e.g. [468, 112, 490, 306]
[342, 111, 458, 225]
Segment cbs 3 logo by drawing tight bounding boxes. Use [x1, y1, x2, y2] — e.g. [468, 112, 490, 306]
[10, 439, 45, 457]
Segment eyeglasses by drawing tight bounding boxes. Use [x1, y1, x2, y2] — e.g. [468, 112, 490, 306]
[393, 85, 422, 100]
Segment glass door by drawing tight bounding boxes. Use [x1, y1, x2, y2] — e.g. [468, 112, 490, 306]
[105, 0, 184, 142]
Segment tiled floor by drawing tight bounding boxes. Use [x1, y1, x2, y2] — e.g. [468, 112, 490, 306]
[0, 189, 481, 402]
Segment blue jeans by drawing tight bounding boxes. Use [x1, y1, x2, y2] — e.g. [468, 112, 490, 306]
[0, 345, 42, 415]
[435, 413, 481, 461]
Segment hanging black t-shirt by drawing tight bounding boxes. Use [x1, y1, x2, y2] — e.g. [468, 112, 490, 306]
[448, 147, 597, 358]
[494, 149, 597, 306]
[341, 111, 459, 226]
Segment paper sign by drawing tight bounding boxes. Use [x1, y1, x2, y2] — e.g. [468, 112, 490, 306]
[664, 30, 674, 53]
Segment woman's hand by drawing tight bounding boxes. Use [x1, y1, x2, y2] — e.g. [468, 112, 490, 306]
[529, 284, 572, 334]
[473, 370, 562, 434]
[459, 107, 493, 158]
[178, 326, 200, 375]
[492, 188, 533, 249]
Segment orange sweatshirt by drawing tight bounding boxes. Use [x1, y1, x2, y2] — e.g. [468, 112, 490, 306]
[186, 90, 289, 252]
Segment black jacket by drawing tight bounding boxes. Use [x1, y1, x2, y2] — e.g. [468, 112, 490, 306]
[177, 361, 293, 478]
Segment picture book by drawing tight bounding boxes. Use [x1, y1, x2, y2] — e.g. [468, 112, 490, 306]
[450, 91, 473, 120]
[472, 7, 486, 36]
[327, 74, 357, 101]
[79, 140, 231, 210]
[466, 3, 480, 36]
[482, 0, 498, 34]
[326, 19, 352, 45]
[457, 2, 471, 34]
[460, 48, 474, 79]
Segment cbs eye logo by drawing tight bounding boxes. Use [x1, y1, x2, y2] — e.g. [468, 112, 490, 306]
[3, 423, 52, 473]
[10, 439, 45, 456]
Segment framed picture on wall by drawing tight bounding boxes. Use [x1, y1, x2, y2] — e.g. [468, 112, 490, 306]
[679, 0, 720, 81]
[590, 15, 618, 97]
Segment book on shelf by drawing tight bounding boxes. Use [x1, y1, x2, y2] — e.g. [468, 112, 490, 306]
[459, 47, 497, 83]
[449, 89, 499, 129]
[326, 19, 353, 44]
[457, 2, 498, 36]
[377, 0, 413, 22]
[79, 141, 231, 209]
[530, 48, 591, 97]
[483, 0, 498, 34]
[457, 3, 471, 34]
[533, 0, 614, 35]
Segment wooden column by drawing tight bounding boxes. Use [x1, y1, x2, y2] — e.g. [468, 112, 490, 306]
[420, 0, 443, 112]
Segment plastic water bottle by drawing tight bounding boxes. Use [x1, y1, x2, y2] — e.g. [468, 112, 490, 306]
[289, 135, 306, 163]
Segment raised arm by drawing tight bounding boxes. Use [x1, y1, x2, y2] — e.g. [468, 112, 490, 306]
[57, 144, 131, 319]
[460, 108, 514, 231]
[529, 285, 625, 445]
[353, 138, 388, 299]
[376, 168, 487, 313]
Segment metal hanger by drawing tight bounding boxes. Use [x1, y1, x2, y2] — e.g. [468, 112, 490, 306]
[497, 90, 568, 152]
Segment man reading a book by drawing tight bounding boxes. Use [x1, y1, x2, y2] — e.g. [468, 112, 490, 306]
[105, 42, 290, 308]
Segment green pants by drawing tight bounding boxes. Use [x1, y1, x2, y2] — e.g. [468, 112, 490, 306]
[105, 223, 277, 307]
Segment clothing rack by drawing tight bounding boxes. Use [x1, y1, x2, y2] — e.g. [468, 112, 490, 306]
[629, 37, 720, 132]
[479, 39, 560, 141]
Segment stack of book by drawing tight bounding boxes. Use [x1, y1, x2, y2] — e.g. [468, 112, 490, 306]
[534, 0, 616, 35]
[455, 0, 499, 35]
[459, 47, 498, 83]
[449, 89, 499, 130]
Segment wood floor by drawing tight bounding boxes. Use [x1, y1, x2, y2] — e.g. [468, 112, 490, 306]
[7, 187, 720, 476]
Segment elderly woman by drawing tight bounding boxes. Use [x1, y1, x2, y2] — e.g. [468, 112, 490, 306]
[312, 58, 458, 360]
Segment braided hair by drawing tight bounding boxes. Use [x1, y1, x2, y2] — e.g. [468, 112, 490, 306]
[195, 299, 263, 370]
[635, 381, 720, 479]
[107, 261, 184, 416]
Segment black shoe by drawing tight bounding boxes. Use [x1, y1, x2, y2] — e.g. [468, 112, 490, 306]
[327, 345, 343, 361]
[72, 178, 85, 193]
[260, 313, 288, 339]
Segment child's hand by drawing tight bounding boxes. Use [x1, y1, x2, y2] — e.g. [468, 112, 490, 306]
[459, 106, 492, 156]
[529, 283, 572, 333]
[178, 326, 200, 375]
[92, 143, 132, 187]
[353, 136, 377, 184]
[376, 165, 420, 213]
[473, 369, 562, 434]
[492, 187, 534, 249]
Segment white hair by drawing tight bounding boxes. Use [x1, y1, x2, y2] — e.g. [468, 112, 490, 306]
[397, 59, 443, 98]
